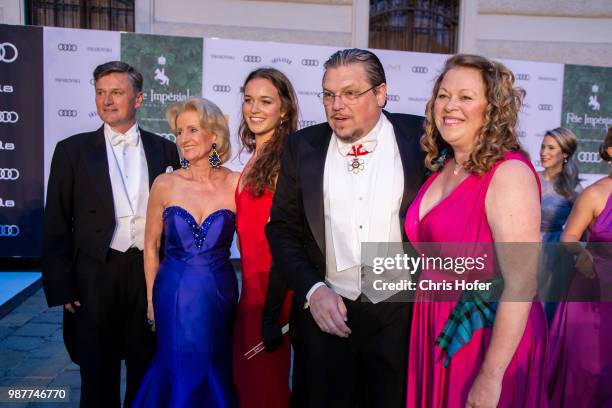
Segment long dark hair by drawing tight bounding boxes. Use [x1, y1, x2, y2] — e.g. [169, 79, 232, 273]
[545, 127, 580, 200]
[238, 68, 298, 197]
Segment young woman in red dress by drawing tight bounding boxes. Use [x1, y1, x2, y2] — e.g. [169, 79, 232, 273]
[233, 68, 298, 408]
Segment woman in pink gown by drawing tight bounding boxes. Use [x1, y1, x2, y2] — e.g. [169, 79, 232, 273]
[405, 54, 548, 407]
[547, 129, 612, 407]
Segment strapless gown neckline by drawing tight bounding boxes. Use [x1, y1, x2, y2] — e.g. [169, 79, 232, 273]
[163, 206, 234, 248]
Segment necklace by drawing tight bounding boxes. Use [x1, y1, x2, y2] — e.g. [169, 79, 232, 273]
[453, 158, 465, 176]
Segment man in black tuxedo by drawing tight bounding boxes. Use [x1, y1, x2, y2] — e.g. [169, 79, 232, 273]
[43, 61, 179, 407]
[266, 49, 427, 407]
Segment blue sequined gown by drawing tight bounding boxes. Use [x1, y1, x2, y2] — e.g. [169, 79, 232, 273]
[132, 206, 238, 408]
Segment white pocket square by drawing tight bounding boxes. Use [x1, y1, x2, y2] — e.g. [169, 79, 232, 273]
[165, 166, 174, 173]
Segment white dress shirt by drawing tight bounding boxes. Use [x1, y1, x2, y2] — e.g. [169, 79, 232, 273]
[307, 114, 404, 303]
[104, 123, 149, 251]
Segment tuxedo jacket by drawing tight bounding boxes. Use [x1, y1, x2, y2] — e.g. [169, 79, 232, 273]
[266, 111, 427, 305]
[42, 126, 180, 307]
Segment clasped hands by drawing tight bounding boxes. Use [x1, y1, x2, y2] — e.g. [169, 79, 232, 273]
[309, 285, 351, 337]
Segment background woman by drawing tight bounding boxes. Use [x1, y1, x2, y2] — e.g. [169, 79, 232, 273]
[538, 127, 581, 321]
[547, 128, 612, 406]
[133, 97, 239, 407]
[233, 68, 298, 408]
[539, 127, 581, 243]
[404, 54, 547, 407]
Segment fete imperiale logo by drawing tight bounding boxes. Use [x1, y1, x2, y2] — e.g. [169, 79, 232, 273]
[566, 84, 611, 128]
[144, 55, 192, 104]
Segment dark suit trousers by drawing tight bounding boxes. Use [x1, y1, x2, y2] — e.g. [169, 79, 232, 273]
[291, 297, 412, 408]
[69, 248, 154, 408]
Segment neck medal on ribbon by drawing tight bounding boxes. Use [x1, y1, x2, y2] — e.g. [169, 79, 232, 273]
[347, 144, 370, 174]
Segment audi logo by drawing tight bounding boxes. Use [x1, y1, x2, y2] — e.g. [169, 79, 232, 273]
[577, 152, 602, 163]
[58, 109, 78, 117]
[411, 66, 428, 74]
[516, 73, 531, 81]
[243, 55, 262, 63]
[212, 85, 231, 92]
[0, 111, 19, 123]
[387, 94, 400, 102]
[0, 42, 18, 63]
[0, 225, 20, 237]
[301, 59, 319, 67]
[517, 130, 527, 138]
[0, 168, 20, 180]
[538, 104, 554, 111]
[57, 43, 78, 52]
[299, 120, 317, 128]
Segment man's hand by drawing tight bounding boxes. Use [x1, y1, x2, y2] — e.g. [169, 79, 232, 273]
[309, 286, 351, 337]
[63, 300, 81, 313]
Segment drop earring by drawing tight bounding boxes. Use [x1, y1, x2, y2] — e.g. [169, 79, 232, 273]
[180, 158, 190, 169]
[208, 143, 221, 168]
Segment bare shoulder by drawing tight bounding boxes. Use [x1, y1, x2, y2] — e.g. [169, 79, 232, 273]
[213, 167, 240, 184]
[151, 172, 173, 192]
[153, 169, 186, 188]
[493, 159, 535, 183]
[578, 177, 611, 208]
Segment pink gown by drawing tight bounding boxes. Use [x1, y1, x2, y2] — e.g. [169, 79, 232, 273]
[404, 152, 548, 407]
[546, 191, 612, 407]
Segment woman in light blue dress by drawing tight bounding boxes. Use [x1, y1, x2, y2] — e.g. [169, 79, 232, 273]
[538, 127, 582, 322]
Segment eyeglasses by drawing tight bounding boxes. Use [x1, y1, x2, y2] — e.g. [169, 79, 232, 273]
[317, 84, 382, 106]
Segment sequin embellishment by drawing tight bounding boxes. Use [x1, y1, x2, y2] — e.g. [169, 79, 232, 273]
[163, 206, 234, 248]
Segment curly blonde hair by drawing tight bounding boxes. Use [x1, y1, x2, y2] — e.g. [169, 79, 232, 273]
[422, 54, 526, 174]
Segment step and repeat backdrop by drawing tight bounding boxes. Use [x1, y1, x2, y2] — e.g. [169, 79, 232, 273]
[1, 24, 610, 257]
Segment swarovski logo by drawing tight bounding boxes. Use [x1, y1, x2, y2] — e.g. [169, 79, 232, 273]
[212, 85, 231, 93]
[411, 66, 428, 74]
[57, 43, 78, 52]
[0, 85, 14, 93]
[299, 120, 317, 128]
[0, 168, 19, 180]
[58, 109, 78, 117]
[0, 111, 19, 123]
[0, 42, 18, 63]
[0, 140, 15, 150]
[271, 57, 292, 65]
[515, 73, 531, 81]
[0, 225, 20, 237]
[0, 198, 15, 208]
[538, 104, 553, 111]
[301, 59, 319, 67]
[387, 94, 400, 102]
[243, 55, 262, 63]
[577, 151, 602, 163]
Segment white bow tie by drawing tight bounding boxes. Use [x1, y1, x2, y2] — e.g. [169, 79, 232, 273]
[110, 132, 138, 147]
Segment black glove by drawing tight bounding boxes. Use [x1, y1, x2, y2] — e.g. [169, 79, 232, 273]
[261, 263, 289, 353]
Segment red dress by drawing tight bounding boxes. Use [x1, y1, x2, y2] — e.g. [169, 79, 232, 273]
[233, 182, 292, 408]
